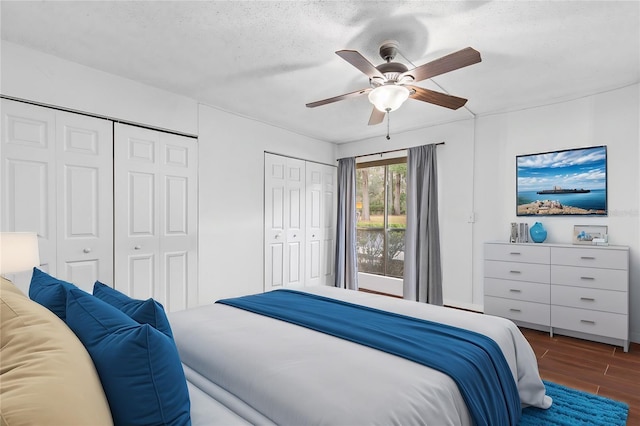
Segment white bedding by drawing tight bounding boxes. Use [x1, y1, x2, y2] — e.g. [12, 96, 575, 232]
[170, 286, 552, 425]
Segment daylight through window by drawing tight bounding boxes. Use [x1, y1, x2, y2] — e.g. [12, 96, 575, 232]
[356, 158, 407, 278]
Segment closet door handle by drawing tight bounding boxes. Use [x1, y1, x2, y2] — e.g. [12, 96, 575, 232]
[134, 245, 141, 250]
[83, 248, 91, 253]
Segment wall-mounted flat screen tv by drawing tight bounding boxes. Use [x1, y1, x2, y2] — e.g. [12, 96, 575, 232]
[516, 146, 607, 216]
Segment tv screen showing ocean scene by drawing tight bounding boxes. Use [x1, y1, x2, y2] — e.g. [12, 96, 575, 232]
[516, 146, 607, 216]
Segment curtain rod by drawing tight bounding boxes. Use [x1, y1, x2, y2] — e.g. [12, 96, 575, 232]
[337, 141, 444, 161]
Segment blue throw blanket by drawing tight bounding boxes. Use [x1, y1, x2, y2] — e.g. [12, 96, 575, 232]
[218, 289, 521, 426]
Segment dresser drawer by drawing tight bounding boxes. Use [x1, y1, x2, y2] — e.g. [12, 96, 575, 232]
[485, 260, 550, 283]
[550, 247, 628, 270]
[485, 296, 550, 326]
[485, 243, 550, 264]
[551, 265, 627, 291]
[551, 306, 628, 340]
[485, 278, 550, 304]
[551, 285, 627, 314]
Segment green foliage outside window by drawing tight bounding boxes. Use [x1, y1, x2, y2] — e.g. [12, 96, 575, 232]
[355, 160, 407, 279]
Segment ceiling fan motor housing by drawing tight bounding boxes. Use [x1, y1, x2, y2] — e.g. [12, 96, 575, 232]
[379, 40, 400, 62]
[375, 62, 409, 83]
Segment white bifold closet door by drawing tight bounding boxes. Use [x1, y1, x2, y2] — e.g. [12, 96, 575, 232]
[264, 152, 336, 291]
[305, 161, 336, 287]
[1, 99, 113, 293]
[114, 123, 198, 311]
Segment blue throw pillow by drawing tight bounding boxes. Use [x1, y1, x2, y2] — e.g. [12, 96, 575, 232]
[28, 267, 79, 321]
[93, 281, 173, 338]
[65, 289, 191, 426]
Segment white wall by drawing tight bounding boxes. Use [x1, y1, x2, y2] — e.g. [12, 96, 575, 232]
[337, 85, 640, 343]
[1, 41, 198, 135]
[473, 84, 640, 342]
[197, 104, 336, 303]
[337, 118, 480, 311]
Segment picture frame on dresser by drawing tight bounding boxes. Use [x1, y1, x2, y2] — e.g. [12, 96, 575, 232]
[573, 225, 607, 245]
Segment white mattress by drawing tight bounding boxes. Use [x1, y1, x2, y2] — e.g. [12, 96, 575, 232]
[170, 286, 551, 425]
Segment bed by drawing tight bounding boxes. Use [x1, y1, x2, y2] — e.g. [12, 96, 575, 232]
[2, 270, 551, 425]
[169, 286, 552, 425]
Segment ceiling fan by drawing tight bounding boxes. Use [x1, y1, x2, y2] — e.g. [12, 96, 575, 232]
[306, 41, 481, 125]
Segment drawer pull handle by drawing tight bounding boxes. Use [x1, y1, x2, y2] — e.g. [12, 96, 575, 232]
[509, 289, 522, 293]
[580, 297, 595, 302]
[580, 319, 596, 324]
[509, 270, 521, 274]
[580, 276, 595, 280]
[509, 308, 521, 313]
[509, 252, 521, 255]
[580, 256, 596, 260]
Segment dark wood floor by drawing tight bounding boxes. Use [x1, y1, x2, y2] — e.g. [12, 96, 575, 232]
[520, 328, 640, 425]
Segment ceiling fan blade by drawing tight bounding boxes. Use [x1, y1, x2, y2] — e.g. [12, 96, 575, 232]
[336, 50, 386, 79]
[368, 107, 385, 126]
[402, 47, 481, 82]
[306, 88, 371, 108]
[409, 86, 468, 110]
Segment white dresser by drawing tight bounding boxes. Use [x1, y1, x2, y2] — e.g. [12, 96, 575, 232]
[484, 241, 629, 352]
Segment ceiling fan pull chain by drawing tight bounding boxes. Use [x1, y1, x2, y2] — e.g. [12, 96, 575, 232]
[386, 109, 391, 140]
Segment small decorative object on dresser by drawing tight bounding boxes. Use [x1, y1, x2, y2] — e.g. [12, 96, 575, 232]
[573, 225, 607, 245]
[529, 222, 547, 243]
[510, 223, 518, 243]
[484, 241, 629, 352]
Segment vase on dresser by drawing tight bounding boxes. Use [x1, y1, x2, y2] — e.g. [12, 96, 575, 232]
[529, 222, 547, 243]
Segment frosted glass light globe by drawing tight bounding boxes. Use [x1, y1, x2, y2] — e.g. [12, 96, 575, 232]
[368, 85, 410, 112]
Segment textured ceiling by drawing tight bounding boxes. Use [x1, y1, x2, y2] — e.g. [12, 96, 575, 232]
[1, 1, 639, 144]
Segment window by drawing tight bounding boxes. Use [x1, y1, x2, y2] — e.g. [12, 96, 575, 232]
[356, 158, 407, 278]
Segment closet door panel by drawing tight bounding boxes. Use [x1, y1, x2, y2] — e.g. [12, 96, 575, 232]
[285, 159, 305, 287]
[264, 153, 306, 290]
[115, 124, 161, 297]
[1, 100, 56, 293]
[265, 154, 336, 290]
[166, 251, 188, 311]
[56, 111, 113, 292]
[305, 164, 323, 286]
[129, 253, 156, 300]
[264, 154, 287, 290]
[305, 161, 337, 287]
[64, 260, 99, 290]
[129, 172, 156, 235]
[158, 132, 198, 311]
[115, 124, 197, 311]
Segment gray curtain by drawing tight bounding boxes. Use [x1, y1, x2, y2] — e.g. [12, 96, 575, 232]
[403, 144, 443, 305]
[335, 157, 358, 290]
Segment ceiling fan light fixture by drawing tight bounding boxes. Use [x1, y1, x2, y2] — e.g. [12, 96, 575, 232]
[368, 84, 410, 112]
